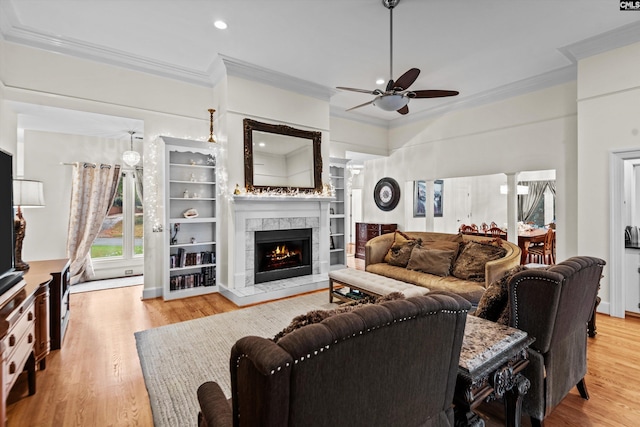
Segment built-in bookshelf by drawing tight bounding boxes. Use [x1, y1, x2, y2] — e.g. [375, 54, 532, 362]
[329, 158, 350, 270]
[163, 137, 218, 300]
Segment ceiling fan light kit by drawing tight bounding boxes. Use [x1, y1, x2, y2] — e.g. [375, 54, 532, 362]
[337, 0, 458, 115]
[373, 94, 408, 111]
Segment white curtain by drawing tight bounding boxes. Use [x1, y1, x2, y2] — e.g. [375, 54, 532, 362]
[517, 180, 554, 222]
[66, 162, 121, 284]
[134, 167, 143, 202]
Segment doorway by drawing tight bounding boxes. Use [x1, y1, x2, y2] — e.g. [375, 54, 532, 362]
[610, 149, 640, 318]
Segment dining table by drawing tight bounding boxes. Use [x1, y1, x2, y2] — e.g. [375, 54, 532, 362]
[518, 228, 554, 264]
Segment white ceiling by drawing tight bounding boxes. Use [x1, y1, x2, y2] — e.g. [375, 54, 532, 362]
[2, 0, 640, 126]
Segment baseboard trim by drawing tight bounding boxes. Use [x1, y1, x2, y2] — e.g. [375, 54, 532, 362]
[142, 286, 163, 300]
[597, 300, 610, 315]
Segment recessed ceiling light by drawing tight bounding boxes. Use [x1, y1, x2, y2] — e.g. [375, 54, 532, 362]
[259, 142, 266, 147]
[214, 20, 228, 30]
[376, 78, 385, 85]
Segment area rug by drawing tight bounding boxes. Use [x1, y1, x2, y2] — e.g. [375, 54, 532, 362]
[135, 292, 334, 427]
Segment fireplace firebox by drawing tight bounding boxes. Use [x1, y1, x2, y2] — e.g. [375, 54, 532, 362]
[254, 228, 312, 284]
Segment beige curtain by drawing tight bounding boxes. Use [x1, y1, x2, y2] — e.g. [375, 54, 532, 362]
[66, 162, 121, 284]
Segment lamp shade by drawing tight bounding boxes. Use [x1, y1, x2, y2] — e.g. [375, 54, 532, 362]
[13, 179, 45, 207]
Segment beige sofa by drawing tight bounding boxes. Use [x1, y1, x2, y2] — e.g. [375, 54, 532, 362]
[365, 231, 521, 304]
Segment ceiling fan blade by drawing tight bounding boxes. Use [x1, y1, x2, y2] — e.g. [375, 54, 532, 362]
[397, 105, 409, 115]
[385, 79, 394, 92]
[394, 68, 420, 91]
[346, 99, 375, 112]
[336, 86, 377, 95]
[410, 90, 459, 98]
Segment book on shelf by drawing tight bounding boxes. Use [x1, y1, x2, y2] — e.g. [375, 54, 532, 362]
[170, 250, 216, 268]
[169, 266, 216, 291]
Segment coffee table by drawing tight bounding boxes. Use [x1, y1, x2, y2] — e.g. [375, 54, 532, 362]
[455, 315, 534, 427]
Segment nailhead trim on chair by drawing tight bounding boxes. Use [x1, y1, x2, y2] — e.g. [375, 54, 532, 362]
[233, 308, 469, 378]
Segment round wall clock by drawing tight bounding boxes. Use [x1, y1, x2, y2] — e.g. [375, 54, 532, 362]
[374, 177, 401, 211]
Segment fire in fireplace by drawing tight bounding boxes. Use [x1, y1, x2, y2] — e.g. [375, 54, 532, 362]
[254, 228, 312, 284]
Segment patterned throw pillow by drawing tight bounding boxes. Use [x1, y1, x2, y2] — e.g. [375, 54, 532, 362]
[384, 231, 416, 263]
[387, 239, 420, 267]
[406, 246, 457, 276]
[474, 266, 527, 325]
[451, 241, 507, 282]
[272, 292, 405, 343]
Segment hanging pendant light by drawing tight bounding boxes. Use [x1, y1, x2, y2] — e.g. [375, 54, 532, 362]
[122, 130, 141, 167]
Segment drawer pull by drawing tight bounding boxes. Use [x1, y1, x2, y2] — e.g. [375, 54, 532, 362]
[28, 312, 34, 321]
[28, 334, 33, 344]
[9, 362, 15, 375]
[18, 306, 24, 315]
[9, 335, 15, 346]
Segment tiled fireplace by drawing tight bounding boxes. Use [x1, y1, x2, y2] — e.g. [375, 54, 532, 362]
[231, 196, 332, 291]
[254, 228, 313, 284]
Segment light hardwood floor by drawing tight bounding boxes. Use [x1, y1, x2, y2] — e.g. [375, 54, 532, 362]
[5, 279, 640, 426]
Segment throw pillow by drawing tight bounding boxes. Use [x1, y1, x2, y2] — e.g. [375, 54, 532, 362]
[387, 239, 420, 267]
[451, 241, 507, 282]
[474, 266, 527, 325]
[384, 231, 417, 263]
[406, 246, 457, 276]
[420, 240, 461, 261]
[272, 292, 405, 343]
[422, 232, 464, 243]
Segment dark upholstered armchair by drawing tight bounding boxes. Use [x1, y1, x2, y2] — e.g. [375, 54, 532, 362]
[506, 256, 605, 427]
[197, 292, 471, 427]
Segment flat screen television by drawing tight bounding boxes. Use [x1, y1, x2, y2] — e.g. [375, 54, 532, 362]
[0, 149, 23, 295]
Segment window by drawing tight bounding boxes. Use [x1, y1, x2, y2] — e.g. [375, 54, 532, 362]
[91, 170, 143, 259]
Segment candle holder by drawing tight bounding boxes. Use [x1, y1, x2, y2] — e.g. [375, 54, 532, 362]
[208, 109, 216, 143]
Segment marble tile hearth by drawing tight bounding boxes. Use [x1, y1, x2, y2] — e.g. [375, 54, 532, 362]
[219, 273, 329, 306]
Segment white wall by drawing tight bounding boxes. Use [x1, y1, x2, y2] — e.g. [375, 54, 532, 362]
[329, 116, 388, 158]
[577, 41, 640, 312]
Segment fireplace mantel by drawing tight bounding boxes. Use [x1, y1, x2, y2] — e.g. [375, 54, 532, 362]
[231, 196, 332, 288]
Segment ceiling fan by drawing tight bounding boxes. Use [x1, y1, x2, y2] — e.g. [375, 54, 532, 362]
[337, 0, 459, 115]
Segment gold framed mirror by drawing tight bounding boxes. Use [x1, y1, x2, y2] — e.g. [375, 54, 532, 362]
[243, 118, 322, 192]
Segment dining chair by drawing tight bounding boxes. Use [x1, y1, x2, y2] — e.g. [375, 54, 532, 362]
[470, 223, 479, 232]
[490, 221, 498, 229]
[460, 225, 475, 234]
[488, 227, 507, 239]
[480, 222, 489, 232]
[527, 229, 555, 265]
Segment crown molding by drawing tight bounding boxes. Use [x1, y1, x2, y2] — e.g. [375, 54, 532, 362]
[329, 105, 389, 129]
[388, 64, 577, 129]
[216, 55, 337, 101]
[0, 1, 214, 87]
[559, 20, 640, 62]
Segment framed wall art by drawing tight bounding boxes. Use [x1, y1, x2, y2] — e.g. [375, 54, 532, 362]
[413, 180, 426, 217]
[434, 179, 443, 217]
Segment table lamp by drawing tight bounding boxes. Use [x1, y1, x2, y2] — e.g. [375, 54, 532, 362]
[13, 179, 45, 271]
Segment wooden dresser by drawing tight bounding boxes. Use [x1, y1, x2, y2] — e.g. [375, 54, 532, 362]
[355, 223, 397, 259]
[0, 270, 50, 425]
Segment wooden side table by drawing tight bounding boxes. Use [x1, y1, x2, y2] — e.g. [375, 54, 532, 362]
[24, 259, 70, 351]
[455, 316, 534, 427]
